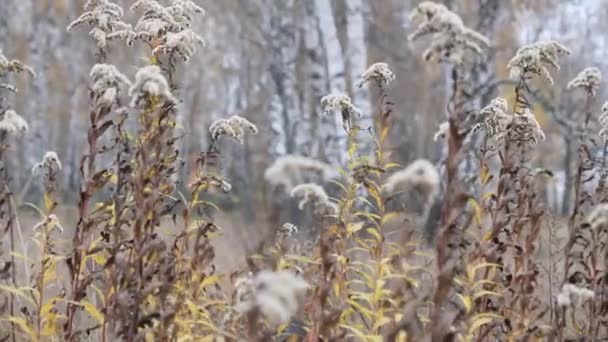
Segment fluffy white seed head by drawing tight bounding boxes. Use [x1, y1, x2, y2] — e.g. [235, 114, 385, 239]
[291, 183, 337, 216]
[320, 94, 362, 118]
[233, 270, 308, 325]
[0, 49, 36, 80]
[507, 108, 545, 145]
[383, 159, 440, 202]
[152, 29, 205, 62]
[508, 40, 570, 85]
[67, 0, 131, 48]
[408, 1, 488, 63]
[209, 115, 257, 144]
[477, 97, 511, 139]
[356, 62, 395, 88]
[32, 151, 63, 190]
[89, 63, 131, 106]
[264, 155, 335, 191]
[567, 67, 602, 96]
[116, 0, 204, 51]
[128, 65, 177, 108]
[0, 110, 29, 136]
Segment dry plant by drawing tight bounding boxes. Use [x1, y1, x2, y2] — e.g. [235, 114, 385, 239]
[1, 1, 608, 341]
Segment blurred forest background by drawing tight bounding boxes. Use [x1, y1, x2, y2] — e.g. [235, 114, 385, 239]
[0, 0, 605, 239]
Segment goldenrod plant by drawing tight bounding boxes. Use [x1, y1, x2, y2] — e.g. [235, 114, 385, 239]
[2, 1, 608, 341]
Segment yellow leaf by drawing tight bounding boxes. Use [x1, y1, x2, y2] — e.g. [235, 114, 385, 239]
[0, 284, 37, 306]
[468, 313, 503, 335]
[480, 162, 492, 185]
[69, 300, 104, 324]
[366, 227, 382, 242]
[201, 274, 221, 288]
[339, 323, 368, 341]
[468, 198, 482, 226]
[381, 212, 400, 225]
[2, 317, 37, 341]
[457, 293, 472, 313]
[347, 222, 365, 235]
[43, 192, 55, 213]
[472, 290, 502, 301]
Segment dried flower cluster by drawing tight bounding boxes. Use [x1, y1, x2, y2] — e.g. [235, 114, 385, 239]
[507, 107, 545, 146]
[508, 40, 570, 85]
[152, 29, 205, 62]
[556, 283, 595, 307]
[233, 270, 308, 325]
[264, 155, 335, 191]
[291, 183, 337, 216]
[209, 115, 258, 144]
[475, 97, 510, 139]
[356, 62, 395, 89]
[0, 109, 28, 136]
[110, 0, 204, 58]
[90, 63, 132, 106]
[0, 48, 35, 93]
[67, 0, 131, 49]
[32, 151, 63, 192]
[408, 1, 489, 64]
[567, 67, 602, 96]
[383, 159, 440, 202]
[320, 94, 362, 130]
[128, 65, 177, 108]
[0, 49, 36, 79]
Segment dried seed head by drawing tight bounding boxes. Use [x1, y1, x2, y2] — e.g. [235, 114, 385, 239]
[90, 63, 131, 106]
[477, 97, 511, 139]
[117, 0, 204, 47]
[264, 155, 335, 191]
[567, 67, 602, 96]
[383, 159, 440, 202]
[32, 151, 63, 176]
[233, 270, 308, 325]
[0, 49, 36, 83]
[320, 94, 362, 131]
[508, 40, 570, 85]
[0, 109, 28, 136]
[67, 0, 131, 48]
[291, 183, 337, 217]
[320, 94, 360, 115]
[32, 151, 62, 193]
[356, 62, 395, 89]
[152, 29, 205, 62]
[506, 108, 545, 146]
[409, 1, 488, 63]
[128, 65, 177, 108]
[209, 115, 257, 144]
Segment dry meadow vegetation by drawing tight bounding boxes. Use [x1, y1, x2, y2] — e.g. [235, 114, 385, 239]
[0, 0, 607, 341]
